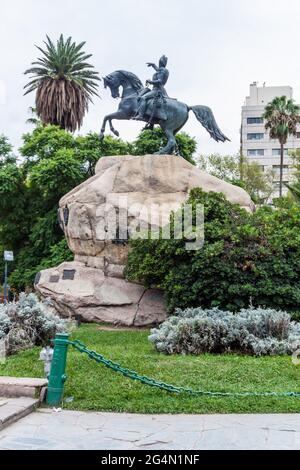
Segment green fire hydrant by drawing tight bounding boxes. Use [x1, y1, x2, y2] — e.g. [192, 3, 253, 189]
[47, 333, 70, 407]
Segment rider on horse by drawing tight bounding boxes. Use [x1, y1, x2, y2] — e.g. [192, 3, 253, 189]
[133, 55, 169, 122]
[100, 60, 229, 155]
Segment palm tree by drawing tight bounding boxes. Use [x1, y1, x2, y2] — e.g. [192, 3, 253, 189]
[24, 35, 100, 132]
[286, 182, 300, 202]
[263, 96, 300, 197]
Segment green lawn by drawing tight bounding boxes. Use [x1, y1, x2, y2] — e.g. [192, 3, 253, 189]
[0, 324, 299, 414]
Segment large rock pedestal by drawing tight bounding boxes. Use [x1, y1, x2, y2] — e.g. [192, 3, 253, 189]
[35, 155, 254, 326]
[36, 262, 165, 327]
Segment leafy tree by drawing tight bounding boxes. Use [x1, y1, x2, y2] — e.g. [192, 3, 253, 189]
[75, 133, 131, 176]
[0, 126, 133, 290]
[21, 125, 131, 175]
[0, 160, 29, 247]
[0, 137, 30, 288]
[125, 189, 300, 315]
[0, 125, 199, 291]
[28, 209, 62, 258]
[197, 153, 274, 204]
[197, 153, 240, 181]
[291, 148, 300, 176]
[0, 135, 13, 161]
[263, 96, 300, 197]
[21, 124, 75, 164]
[283, 149, 300, 203]
[241, 160, 274, 204]
[29, 149, 86, 208]
[9, 239, 73, 290]
[132, 128, 197, 164]
[24, 35, 100, 132]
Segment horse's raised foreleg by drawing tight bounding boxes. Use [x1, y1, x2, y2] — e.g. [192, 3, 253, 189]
[109, 116, 120, 137]
[100, 111, 129, 140]
[100, 115, 110, 140]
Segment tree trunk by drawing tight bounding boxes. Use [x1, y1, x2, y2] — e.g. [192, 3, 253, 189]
[279, 142, 284, 197]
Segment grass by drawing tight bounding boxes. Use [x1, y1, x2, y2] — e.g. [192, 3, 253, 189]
[0, 324, 300, 414]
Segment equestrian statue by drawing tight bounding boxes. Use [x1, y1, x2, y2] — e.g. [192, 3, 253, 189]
[100, 55, 230, 155]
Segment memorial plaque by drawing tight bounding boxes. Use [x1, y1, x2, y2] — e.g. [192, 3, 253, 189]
[50, 275, 60, 283]
[63, 207, 69, 226]
[62, 269, 76, 281]
[35, 272, 41, 285]
[57, 210, 64, 231]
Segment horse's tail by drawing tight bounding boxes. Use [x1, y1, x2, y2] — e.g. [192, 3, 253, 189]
[189, 105, 230, 143]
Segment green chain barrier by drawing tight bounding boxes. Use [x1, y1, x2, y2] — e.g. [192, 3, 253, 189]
[46, 335, 300, 406]
[66, 339, 300, 399]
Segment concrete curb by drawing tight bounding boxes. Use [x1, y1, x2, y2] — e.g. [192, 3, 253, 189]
[0, 377, 48, 431]
[0, 397, 40, 431]
[0, 377, 48, 400]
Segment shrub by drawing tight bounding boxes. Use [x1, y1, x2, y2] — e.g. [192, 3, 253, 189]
[0, 293, 70, 355]
[126, 189, 300, 314]
[9, 238, 73, 291]
[0, 311, 11, 340]
[149, 307, 300, 356]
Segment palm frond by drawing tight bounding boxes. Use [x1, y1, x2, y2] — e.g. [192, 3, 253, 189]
[285, 183, 300, 202]
[263, 96, 300, 141]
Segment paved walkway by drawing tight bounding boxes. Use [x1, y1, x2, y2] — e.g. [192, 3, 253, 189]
[0, 410, 299, 450]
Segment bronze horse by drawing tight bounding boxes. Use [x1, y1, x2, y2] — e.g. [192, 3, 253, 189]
[100, 70, 229, 155]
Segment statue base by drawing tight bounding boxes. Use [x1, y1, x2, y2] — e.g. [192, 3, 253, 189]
[35, 154, 254, 326]
[36, 261, 166, 327]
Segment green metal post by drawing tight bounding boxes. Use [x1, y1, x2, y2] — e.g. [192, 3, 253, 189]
[47, 333, 70, 407]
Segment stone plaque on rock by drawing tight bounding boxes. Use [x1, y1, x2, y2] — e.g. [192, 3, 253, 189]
[63, 207, 69, 226]
[62, 269, 76, 281]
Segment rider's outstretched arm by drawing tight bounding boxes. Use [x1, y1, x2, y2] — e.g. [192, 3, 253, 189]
[147, 62, 159, 71]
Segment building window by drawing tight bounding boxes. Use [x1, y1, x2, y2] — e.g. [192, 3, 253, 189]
[273, 165, 290, 175]
[247, 133, 264, 140]
[247, 149, 265, 156]
[247, 117, 263, 125]
[297, 132, 300, 139]
[272, 149, 290, 156]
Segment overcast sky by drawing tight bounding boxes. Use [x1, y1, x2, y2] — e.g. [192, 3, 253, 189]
[1, 0, 300, 156]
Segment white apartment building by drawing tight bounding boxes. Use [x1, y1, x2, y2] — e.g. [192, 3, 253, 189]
[241, 83, 300, 196]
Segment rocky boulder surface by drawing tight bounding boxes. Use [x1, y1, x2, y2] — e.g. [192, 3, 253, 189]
[35, 155, 254, 326]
